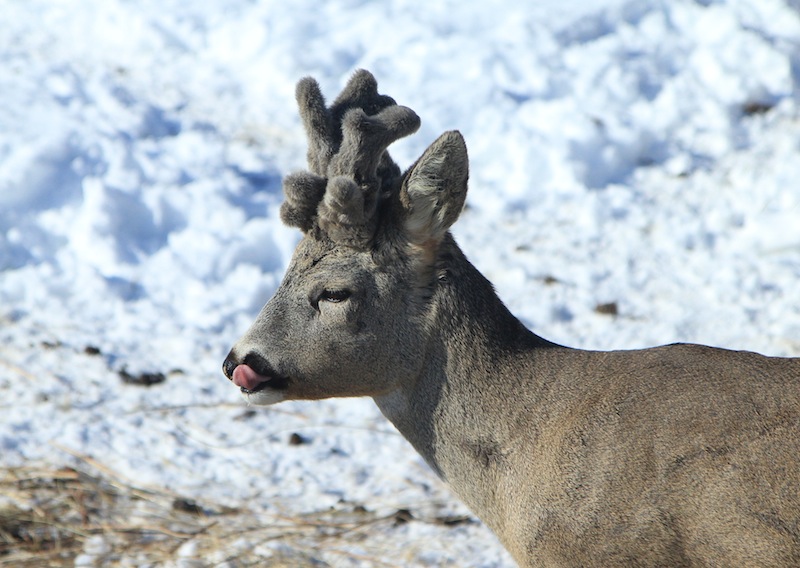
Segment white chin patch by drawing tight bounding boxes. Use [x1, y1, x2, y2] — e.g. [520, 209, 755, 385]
[240, 389, 286, 406]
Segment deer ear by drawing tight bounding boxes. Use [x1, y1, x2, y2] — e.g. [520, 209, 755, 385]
[401, 130, 468, 245]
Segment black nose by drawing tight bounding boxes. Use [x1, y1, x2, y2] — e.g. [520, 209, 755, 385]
[222, 351, 238, 380]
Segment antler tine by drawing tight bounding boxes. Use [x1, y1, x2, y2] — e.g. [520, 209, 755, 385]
[329, 69, 398, 137]
[296, 70, 398, 176]
[280, 171, 327, 232]
[295, 78, 331, 176]
[328, 105, 420, 188]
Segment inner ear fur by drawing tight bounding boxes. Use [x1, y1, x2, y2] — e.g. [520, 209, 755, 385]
[400, 130, 469, 246]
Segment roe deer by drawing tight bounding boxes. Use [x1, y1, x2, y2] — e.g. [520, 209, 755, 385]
[223, 70, 800, 567]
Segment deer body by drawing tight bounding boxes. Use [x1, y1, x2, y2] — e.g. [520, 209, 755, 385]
[223, 71, 800, 567]
[375, 236, 800, 566]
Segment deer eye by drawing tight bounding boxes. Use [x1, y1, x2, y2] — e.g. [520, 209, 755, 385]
[319, 289, 351, 304]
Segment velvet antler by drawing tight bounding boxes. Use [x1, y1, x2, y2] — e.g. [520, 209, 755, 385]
[297, 69, 398, 176]
[280, 70, 420, 245]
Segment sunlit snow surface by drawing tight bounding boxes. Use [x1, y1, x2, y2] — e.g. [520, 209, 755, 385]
[2, 1, 799, 565]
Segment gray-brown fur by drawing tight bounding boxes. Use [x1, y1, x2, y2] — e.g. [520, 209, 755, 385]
[224, 70, 800, 567]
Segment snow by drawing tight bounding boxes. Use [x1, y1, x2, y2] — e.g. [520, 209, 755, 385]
[1, 0, 799, 565]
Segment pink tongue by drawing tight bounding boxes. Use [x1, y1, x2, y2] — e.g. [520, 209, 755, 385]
[232, 364, 268, 390]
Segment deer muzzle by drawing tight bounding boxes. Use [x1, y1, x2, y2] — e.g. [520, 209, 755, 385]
[222, 351, 290, 398]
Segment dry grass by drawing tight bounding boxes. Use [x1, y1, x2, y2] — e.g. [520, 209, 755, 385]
[0, 452, 465, 567]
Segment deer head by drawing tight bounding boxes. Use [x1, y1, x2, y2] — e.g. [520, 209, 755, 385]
[222, 70, 469, 405]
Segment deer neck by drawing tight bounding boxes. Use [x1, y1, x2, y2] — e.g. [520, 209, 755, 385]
[373, 237, 558, 527]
